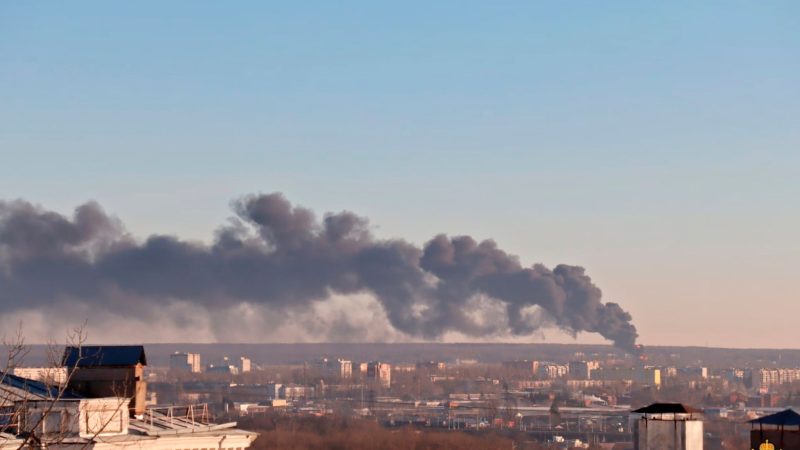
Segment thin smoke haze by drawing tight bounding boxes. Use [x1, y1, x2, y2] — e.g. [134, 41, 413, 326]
[0, 193, 637, 350]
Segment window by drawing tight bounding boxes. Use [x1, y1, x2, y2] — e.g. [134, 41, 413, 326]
[43, 412, 61, 435]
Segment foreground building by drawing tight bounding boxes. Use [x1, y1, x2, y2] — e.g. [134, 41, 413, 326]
[0, 345, 257, 450]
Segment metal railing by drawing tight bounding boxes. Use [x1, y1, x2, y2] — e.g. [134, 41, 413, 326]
[0, 410, 21, 435]
[142, 403, 211, 429]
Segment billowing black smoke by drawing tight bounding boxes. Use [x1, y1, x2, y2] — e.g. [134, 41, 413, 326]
[0, 193, 638, 350]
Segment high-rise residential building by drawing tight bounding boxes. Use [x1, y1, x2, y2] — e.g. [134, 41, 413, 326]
[680, 367, 708, 379]
[753, 368, 800, 391]
[265, 383, 283, 399]
[170, 352, 202, 373]
[315, 358, 353, 379]
[366, 361, 391, 388]
[568, 361, 600, 380]
[238, 356, 252, 373]
[207, 356, 239, 375]
[502, 360, 538, 374]
[537, 363, 569, 379]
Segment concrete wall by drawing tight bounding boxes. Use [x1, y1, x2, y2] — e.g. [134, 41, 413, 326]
[25, 398, 130, 439]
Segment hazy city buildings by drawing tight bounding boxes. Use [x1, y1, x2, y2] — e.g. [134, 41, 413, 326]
[316, 358, 352, 379]
[206, 364, 238, 375]
[265, 383, 283, 399]
[416, 361, 446, 371]
[537, 363, 569, 379]
[16, 342, 793, 449]
[568, 360, 600, 380]
[502, 360, 538, 374]
[753, 368, 800, 391]
[680, 366, 708, 379]
[366, 361, 392, 388]
[593, 367, 662, 386]
[282, 385, 315, 400]
[169, 352, 202, 373]
[238, 356, 252, 373]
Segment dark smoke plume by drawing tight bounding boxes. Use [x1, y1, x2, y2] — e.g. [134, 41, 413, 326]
[0, 194, 638, 350]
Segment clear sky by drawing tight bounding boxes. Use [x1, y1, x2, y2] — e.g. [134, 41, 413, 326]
[1, 1, 798, 347]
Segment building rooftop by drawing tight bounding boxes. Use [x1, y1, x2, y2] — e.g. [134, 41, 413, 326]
[0, 371, 82, 401]
[632, 403, 701, 415]
[62, 345, 147, 367]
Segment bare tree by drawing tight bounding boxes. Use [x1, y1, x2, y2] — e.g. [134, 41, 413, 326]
[0, 324, 132, 450]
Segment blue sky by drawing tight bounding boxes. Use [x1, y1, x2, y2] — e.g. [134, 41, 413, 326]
[1, 1, 798, 346]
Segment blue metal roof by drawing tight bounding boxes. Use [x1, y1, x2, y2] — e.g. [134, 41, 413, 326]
[0, 372, 82, 399]
[62, 345, 147, 367]
[750, 409, 800, 426]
